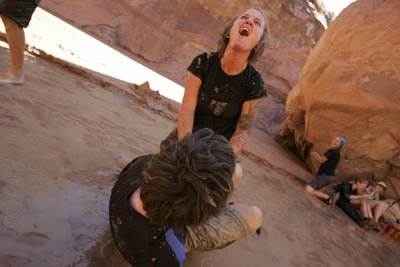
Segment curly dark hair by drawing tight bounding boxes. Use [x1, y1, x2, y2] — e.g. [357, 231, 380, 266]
[141, 128, 235, 229]
[217, 7, 270, 64]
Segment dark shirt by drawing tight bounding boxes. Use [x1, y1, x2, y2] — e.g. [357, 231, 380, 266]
[336, 183, 358, 204]
[109, 155, 185, 267]
[317, 149, 340, 177]
[187, 52, 267, 140]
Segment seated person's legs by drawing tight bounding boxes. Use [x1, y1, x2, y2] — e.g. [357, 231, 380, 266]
[336, 201, 365, 226]
[371, 201, 389, 222]
[183, 203, 262, 253]
[357, 198, 373, 219]
[304, 175, 334, 201]
[305, 183, 328, 201]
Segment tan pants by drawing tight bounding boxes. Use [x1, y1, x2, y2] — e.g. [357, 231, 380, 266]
[183, 205, 251, 252]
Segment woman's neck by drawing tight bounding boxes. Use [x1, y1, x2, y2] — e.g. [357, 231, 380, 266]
[220, 47, 249, 75]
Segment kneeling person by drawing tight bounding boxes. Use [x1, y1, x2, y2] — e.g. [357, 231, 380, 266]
[109, 128, 262, 266]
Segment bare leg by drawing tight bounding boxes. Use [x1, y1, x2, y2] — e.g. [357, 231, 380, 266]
[373, 201, 389, 223]
[0, 16, 25, 84]
[359, 198, 370, 218]
[304, 185, 329, 200]
[232, 203, 262, 233]
[360, 198, 374, 219]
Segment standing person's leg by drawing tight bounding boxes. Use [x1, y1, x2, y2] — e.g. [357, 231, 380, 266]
[0, 15, 25, 84]
[182, 203, 262, 253]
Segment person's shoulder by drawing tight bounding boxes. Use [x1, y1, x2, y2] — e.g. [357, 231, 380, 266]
[333, 149, 341, 157]
[331, 149, 340, 154]
[127, 154, 154, 168]
[246, 64, 264, 82]
[188, 51, 218, 75]
[117, 154, 154, 181]
[244, 64, 267, 98]
[340, 182, 352, 188]
[193, 51, 218, 61]
[327, 148, 340, 155]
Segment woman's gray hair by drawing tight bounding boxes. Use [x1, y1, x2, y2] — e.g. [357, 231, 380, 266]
[217, 7, 270, 64]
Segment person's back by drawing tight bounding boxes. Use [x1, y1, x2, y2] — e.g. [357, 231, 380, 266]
[109, 155, 185, 266]
[109, 128, 240, 266]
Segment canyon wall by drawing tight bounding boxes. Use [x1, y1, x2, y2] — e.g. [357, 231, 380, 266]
[277, 0, 400, 198]
[40, 0, 327, 136]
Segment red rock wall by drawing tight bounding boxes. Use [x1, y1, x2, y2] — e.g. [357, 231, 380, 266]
[40, 0, 326, 136]
[277, 0, 400, 198]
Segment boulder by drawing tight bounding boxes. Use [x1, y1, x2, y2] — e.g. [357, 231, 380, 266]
[276, 0, 400, 198]
[40, 0, 327, 136]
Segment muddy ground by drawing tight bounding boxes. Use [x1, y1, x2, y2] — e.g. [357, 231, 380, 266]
[1, 41, 399, 267]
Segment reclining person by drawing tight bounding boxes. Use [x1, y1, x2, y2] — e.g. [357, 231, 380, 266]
[335, 179, 379, 230]
[109, 128, 262, 266]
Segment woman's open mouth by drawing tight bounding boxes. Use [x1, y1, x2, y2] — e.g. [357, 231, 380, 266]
[239, 27, 249, 37]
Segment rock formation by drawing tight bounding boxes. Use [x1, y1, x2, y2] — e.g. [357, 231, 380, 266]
[40, 0, 327, 136]
[276, 0, 400, 198]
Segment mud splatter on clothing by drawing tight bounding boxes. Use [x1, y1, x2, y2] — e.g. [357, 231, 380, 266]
[209, 99, 228, 116]
[187, 52, 267, 140]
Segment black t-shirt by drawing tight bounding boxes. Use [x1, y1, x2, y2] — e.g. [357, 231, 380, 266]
[317, 149, 341, 176]
[109, 155, 185, 267]
[187, 52, 267, 140]
[336, 183, 358, 204]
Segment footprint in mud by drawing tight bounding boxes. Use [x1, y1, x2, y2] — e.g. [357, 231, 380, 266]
[0, 114, 29, 134]
[0, 198, 27, 229]
[305, 251, 325, 265]
[15, 232, 50, 246]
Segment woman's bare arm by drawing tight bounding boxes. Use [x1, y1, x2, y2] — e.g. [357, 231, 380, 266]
[178, 73, 201, 140]
[229, 98, 263, 154]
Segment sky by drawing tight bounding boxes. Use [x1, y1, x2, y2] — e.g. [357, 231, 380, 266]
[323, 0, 357, 15]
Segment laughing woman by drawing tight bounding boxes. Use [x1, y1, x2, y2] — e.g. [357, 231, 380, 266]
[161, 7, 270, 154]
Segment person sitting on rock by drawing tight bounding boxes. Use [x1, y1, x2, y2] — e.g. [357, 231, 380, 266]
[0, 0, 40, 84]
[335, 179, 379, 230]
[383, 200, 400, 231]
[305, 136, 345, 205]
[109, 128, 262, 267]
[351, 181, 390, 228]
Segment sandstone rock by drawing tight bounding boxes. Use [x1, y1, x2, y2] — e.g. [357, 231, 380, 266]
[40, 0, 327, 136]
[276, 0, 400, 198]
